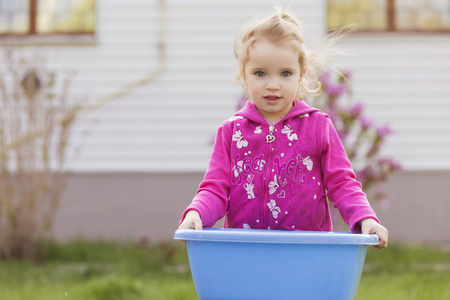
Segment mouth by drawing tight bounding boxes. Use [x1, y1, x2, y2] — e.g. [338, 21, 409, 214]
[264, 95, 281, 103]
[264, 95, 281, 101]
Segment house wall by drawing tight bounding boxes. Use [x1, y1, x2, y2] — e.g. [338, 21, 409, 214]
[3, 1, 449, 244]
[53, 170, 450, 246]
[26, 0, 449, 172]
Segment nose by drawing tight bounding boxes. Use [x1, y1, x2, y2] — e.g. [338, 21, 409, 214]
[266, 77, 280, 91]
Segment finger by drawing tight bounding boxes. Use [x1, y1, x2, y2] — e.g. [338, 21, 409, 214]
[178, 222, 190, 230]
[194, 220, 203, 231]
[376, 239, 387, 249]
[380, 234, 388, 249]
[178, 218, 195, 230]
[375, 232, 388, 249]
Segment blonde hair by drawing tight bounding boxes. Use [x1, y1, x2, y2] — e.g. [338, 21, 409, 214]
[234, 7, 341, 99]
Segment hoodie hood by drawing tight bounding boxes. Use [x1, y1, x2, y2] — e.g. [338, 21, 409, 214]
[235, 99, 321, 125]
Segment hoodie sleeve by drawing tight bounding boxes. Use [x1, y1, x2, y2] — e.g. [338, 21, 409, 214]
[320, 117, 380, 232]
[179, 122, 231, 228]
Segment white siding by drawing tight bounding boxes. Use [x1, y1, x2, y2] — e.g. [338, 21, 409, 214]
[20, 0, 449, 171]
[336, 35, 450, 170]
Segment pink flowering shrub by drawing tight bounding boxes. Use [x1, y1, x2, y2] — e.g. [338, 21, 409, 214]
[314, 71, 401, 219]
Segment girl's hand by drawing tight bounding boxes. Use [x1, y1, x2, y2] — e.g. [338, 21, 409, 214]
[178, 210, 203, 230]
[361, 218, 388, 250]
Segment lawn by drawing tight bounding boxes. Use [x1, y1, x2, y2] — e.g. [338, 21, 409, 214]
[357, 244, 450, 300]
[0, 240, 449, 300]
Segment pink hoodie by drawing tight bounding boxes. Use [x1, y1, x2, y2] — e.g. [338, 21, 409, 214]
[181, 100, 379, 232]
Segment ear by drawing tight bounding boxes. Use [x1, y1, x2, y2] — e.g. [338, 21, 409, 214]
[300, 68, 307, 78]
[242, 74, 249, 89]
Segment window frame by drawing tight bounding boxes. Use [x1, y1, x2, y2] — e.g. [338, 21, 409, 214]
[327, 0, 450, 34]
[0, 0, 96, 44]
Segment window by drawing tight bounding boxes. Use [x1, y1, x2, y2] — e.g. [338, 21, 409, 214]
[0, 0, 95, 36]
[328, 0, 450, 32]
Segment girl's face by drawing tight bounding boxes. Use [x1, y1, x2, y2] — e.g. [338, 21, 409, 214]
[244, 40, 302, 125]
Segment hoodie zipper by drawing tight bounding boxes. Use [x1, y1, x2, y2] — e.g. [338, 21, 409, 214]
[262, 125, 275, 228]
[266, 125, 275, 143]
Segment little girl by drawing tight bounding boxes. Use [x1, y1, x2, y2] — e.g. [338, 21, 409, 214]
[178, 8, 388, 249]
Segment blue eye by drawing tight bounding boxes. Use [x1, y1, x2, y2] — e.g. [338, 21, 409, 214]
[281, 71, 291, 77]
[255, 71, 265, 77]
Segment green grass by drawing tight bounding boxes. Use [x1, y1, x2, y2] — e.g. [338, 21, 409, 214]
[0, 240, 449, 300]
[356, 244, 450, 300]
[0, 240, 198, 300]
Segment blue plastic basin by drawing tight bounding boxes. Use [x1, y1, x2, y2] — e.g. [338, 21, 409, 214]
[174, 228, 379, 300]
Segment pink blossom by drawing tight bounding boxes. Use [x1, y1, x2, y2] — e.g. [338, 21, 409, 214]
[391, 161, 402, 171]
[313, 69, 401, 214]
[376, 125, 392, 138]
[326, 83, 347, 97]
[359, 117, 373, 130]
[341, 70, 352, 80]
[351, 102, 364, 117]
[380, 158, 402, 172]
